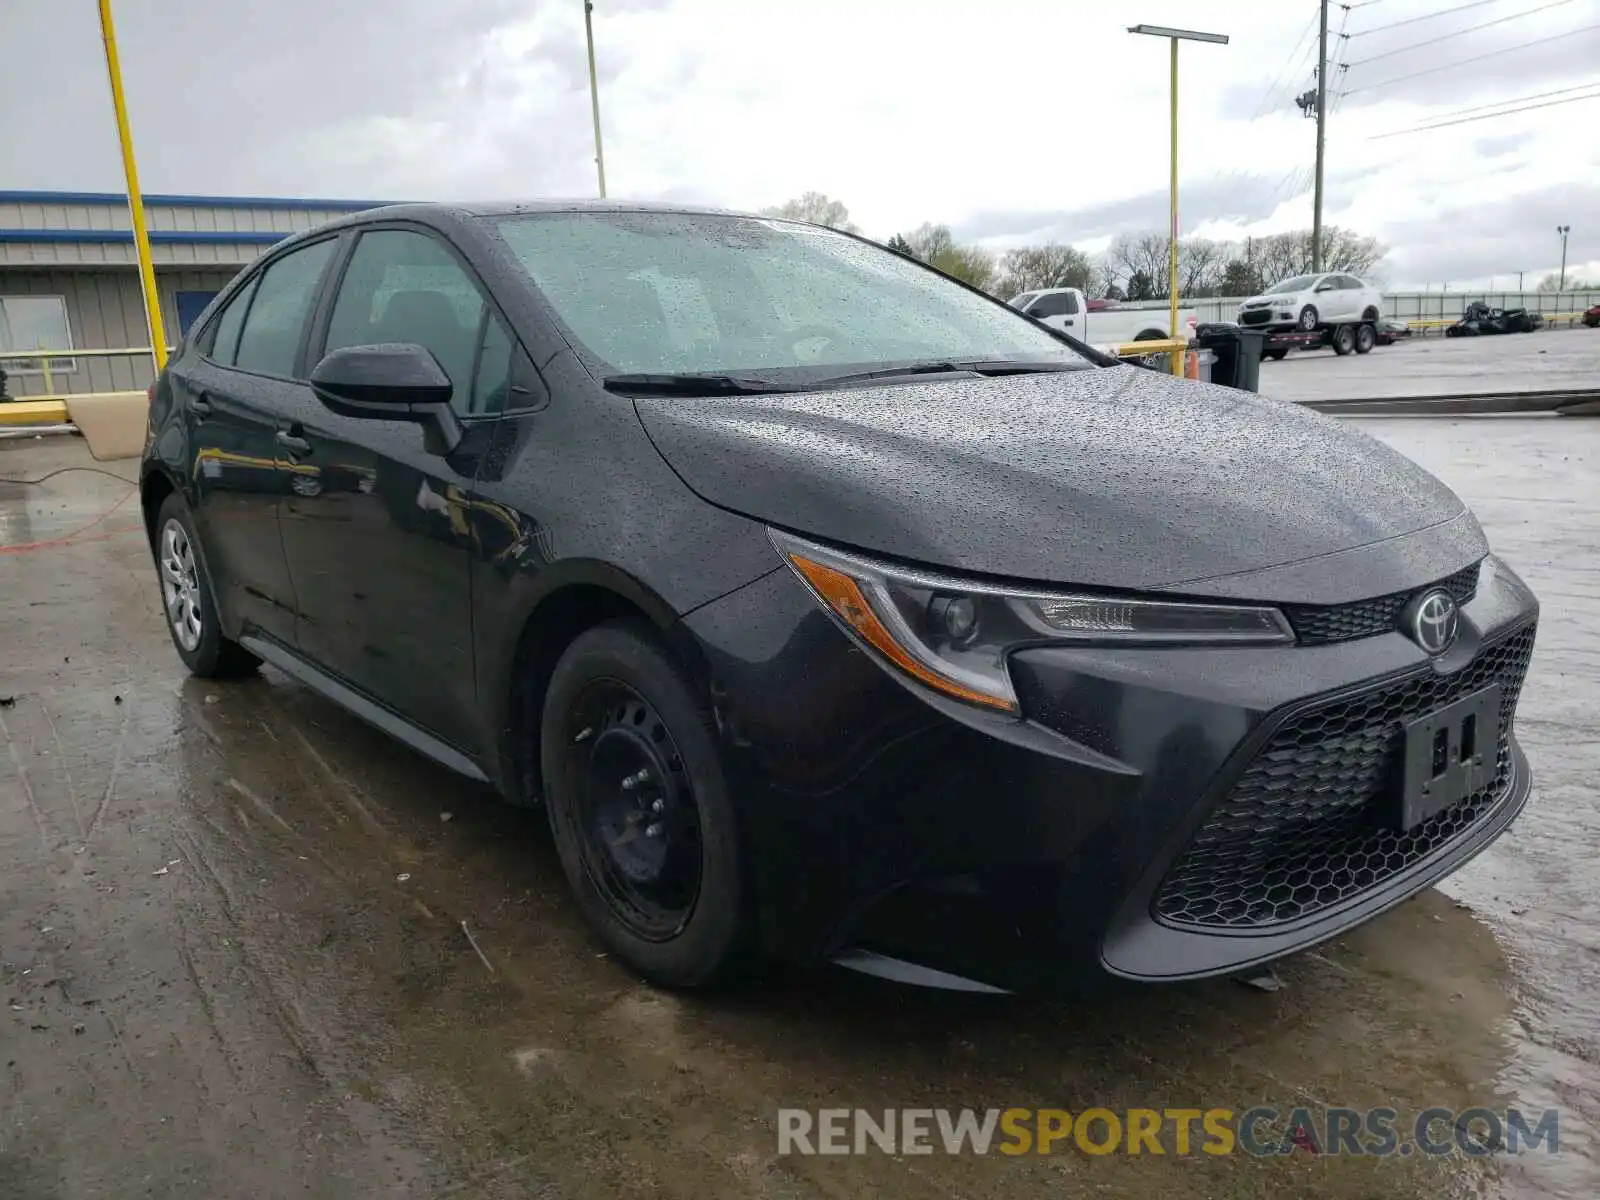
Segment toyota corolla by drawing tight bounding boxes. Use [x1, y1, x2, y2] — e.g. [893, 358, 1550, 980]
[140, 203, 1539, 993]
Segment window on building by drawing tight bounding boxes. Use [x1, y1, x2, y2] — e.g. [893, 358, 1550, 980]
[233, 238, 338, 378]
[0, 295, 76, 375]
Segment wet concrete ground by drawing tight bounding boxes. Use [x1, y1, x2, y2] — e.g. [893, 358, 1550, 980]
[1260, 326, 1599, 403]
[2, 421, 1596, 1200]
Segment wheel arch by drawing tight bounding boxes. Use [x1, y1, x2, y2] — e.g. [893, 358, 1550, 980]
[139, 465, 181, 548]
[489, 562, 712, 806]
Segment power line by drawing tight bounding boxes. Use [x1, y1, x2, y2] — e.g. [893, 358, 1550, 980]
[1342, 24, 1600, 95]
[1248, 11, 1321, 121]
[1348, 0, 1504, 37]
[1346, 0, 1578, 66]
[1368, 87, 1600, 136]
[1393, 78, 1599, 118]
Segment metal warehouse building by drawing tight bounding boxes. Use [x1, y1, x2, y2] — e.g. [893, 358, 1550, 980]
[0, 191, 385, 398]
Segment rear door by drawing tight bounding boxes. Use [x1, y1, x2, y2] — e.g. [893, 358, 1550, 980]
[173, 237, 340, 643]
[274, 224, 508, 751]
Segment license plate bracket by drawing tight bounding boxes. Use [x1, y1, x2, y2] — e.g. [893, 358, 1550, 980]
[1393, 685, 1501, 830]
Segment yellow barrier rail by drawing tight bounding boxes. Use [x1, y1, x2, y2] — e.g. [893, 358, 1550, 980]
[1111, 337, 1189, 358]
[0, 400, 71, 426]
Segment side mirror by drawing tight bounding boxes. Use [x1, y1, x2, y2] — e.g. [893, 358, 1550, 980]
[310, 343, 463, 455]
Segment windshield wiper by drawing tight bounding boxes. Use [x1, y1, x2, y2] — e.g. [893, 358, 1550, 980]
[603, 372, 795, 396]
[808, 359, 1090, 389]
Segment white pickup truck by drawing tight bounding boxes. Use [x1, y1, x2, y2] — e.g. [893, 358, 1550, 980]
[1007, 287, 1197, 351]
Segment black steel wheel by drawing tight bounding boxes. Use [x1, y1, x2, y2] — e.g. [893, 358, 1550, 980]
[541, 620, 749, 987]
[566, 679, 702, 939]
[1353, 323, 1376, 354]
[1332, 324, 1356, 355]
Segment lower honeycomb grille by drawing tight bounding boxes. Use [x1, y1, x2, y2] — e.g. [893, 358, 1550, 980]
[1153, 622, 1535, 930]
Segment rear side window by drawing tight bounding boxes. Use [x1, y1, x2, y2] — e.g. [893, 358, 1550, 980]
[234, 239, 337, 378]
[205, 276, 258, 365]
[324, 229, 487, 413]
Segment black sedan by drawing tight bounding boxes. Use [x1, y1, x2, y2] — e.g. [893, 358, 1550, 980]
[140, 202, 1539, 993]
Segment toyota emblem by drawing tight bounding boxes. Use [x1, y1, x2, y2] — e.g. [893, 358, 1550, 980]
[1405, 588, 1459, 655]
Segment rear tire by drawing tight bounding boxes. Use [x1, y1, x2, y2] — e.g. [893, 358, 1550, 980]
[1263, 348, 1288, 362]
[1353, 323, 1376, 354]
[1297, 305, 1319, 332]
[541, 620, 749, 988]
[1332, 325, 1356, 355]
[153, 494, 260, 679]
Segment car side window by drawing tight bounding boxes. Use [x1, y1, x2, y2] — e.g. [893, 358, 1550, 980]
[233, 239, 337, 377]
[204, 276, 258, 366]
[324, 229, 487, 415]
[471, 313, 513, 415]
[1029, 293, 1076, 318]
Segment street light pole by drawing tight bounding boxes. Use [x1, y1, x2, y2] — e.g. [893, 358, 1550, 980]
[584, 0, 607, 199]
[1557, 225, 1570, 291]
[97, 0, 168, 373]
[1128, 24, 1229, 376]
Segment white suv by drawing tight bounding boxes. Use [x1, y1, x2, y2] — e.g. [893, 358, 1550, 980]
[1237, 273, 1384, 332]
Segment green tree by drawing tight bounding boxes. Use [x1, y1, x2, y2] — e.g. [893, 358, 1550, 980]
[1218, 259, 1264, 297]
[1125, 270, 1156, 301]
[761, 191, 859, 231]
[885, 233, 915, 256]
[929, 244, 998, 293]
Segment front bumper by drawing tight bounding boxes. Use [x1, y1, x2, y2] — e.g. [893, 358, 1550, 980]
[682, 557, 1539, 992]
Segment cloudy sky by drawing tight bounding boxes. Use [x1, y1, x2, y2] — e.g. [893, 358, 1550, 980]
[3, 0, 1597, 288]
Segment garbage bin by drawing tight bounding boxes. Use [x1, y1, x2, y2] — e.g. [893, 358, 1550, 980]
[1193, 323, 1266, 393]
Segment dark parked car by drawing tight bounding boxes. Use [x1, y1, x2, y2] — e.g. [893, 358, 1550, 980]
[1582, 304, 1599, 328]
[1446, 301, 1542, 337]
[1374, 317, 1412, 345]
[140, 202, 1539, 994]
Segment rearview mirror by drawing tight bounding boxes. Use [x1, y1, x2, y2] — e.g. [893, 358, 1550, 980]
[310, 343, 463, 455]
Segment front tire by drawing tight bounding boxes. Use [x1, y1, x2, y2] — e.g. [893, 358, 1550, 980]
[153, 494, 259, 678]
[1297, 305, 1319, 332]
[1263, 348, 1288, 361]
[541, 620, 749, 988]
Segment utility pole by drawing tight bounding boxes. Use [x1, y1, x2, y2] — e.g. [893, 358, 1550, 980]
[1311, 0, 1329, 273]
[1557, 225, 1570, 290]
[584, 0, 607, 198]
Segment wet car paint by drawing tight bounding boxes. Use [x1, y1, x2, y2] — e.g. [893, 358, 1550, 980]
[138, 202, 1540, 995]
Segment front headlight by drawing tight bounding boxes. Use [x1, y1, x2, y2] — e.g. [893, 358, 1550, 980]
[770, 531, 1294, 714]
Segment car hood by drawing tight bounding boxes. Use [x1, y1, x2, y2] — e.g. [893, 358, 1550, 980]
[634, 367, 1486, 602]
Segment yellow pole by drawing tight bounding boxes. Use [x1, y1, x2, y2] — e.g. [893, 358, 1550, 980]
[97, 0, 168, 373]
[584, 0, 607, 198]
[1168, 36, 1182, 377]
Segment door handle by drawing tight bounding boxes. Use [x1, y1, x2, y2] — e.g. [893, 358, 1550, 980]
[275, 431, 312, 456]
[191, 394, 213, 418]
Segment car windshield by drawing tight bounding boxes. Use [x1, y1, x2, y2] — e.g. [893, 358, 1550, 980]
[490, 212, 1090, 381]
[1268, 275, 1318, 294]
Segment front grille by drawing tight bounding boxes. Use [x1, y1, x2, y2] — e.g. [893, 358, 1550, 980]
[1283, 562, 1480, 646]
[1240, 310, 1272, 326]
[1153, 622, 1535, 930]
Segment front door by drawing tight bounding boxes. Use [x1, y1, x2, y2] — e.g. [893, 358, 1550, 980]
[275, 226, 505, 753]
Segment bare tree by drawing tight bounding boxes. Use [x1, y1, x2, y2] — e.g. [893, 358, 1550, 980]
[994, 243, 1094, 298]
[1178, 238, 1228, 297]
[1106, 232, 1170, 295]
[761, 191, 859, 231]
[898, 223, 956, 263]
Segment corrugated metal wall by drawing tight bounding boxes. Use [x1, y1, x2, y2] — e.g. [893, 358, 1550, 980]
[0, 268, 239, 396]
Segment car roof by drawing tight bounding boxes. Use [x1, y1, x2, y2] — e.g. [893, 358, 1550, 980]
[323, 198, 763, 226]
